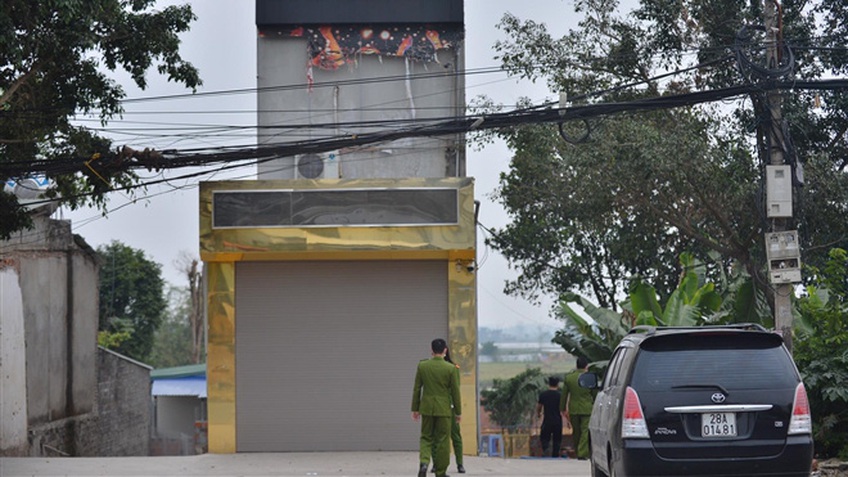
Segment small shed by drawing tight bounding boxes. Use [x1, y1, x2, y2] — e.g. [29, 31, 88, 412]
[150, 364, 207, 455]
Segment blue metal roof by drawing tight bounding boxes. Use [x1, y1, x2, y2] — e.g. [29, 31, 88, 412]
[151, 376, 206, 398]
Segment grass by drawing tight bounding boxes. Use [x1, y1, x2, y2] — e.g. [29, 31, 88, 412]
[478, 356, 575, 389]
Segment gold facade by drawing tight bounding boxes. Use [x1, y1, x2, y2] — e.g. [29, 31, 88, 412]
[200, 178, 477, 454]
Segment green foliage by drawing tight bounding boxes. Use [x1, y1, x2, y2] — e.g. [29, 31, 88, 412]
[0, 0, 201, 239]
[553, 292, 628, 369]
[479, 341, 499, 361]
[485, 0, 848, 316]
[147, 285, 195, 369]
[97, 326, 132, 350]
[794, 249, 848, 458]
[480, 367, 546, 432]
[554, 252, 777, 377]
[97, 240, 166, 363]
[623, 253, 723, 327]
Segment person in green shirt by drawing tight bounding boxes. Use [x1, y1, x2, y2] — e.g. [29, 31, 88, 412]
[412, 339, 462, 477]
[560, 357, 594, 460]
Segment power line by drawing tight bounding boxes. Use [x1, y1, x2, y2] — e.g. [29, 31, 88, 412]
[4, 78, 847, 182]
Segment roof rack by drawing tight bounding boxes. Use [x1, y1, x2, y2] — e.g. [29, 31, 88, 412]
[627, 323, 768, 336]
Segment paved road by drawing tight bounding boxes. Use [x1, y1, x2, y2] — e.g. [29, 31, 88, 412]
[0, 452, 591, 477]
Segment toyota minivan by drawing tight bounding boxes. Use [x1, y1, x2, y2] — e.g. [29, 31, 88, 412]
[580, 324, 813, 477]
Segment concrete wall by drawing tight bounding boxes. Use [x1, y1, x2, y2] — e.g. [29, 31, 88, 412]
[0, 267, 29, 455]
[97, 347, 152, 456]
[256, 36, 465, 180]
[155, 396, 204, 437]
[0, 214, 101, 456]
[6, 217, 99, 425]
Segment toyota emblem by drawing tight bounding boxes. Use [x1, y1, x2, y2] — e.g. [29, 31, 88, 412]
[711, 392, 726, 404]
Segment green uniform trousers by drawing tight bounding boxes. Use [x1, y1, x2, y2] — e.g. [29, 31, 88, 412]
[571, 414, 590, 459]
[419, 414, 451, 475]
[429, 410, 462, 466]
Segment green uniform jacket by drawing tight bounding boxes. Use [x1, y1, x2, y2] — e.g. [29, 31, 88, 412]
[411, 356, 462, 417]
[560, 369, 594, 415]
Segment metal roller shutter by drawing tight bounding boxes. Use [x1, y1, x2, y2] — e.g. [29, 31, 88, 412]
[235, 260, 448, 452]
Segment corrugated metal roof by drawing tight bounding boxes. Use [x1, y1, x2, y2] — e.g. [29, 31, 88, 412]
[151, 376, 206, 398]
[150, 363, 206, 379]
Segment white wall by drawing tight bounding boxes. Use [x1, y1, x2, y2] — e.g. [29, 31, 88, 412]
[156, 396, 203, 437]
[0, 268, 29, 455]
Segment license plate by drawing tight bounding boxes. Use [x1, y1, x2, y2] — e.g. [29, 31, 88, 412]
[702, 412, 737, 437]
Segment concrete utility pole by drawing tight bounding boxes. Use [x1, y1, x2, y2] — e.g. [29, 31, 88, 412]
[763, 0, 795, 353]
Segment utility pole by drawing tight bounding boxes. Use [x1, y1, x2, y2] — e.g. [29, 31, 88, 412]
[762, 0, 798, 353]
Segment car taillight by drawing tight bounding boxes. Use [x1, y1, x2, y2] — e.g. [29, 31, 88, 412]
[622, 386, 650, 438]
[788, 382, 812, 435]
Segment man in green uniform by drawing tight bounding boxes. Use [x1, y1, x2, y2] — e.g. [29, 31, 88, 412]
[429, 349, 465, 474]
[560, 357, 594, 460]
[412, 339, 462, 477]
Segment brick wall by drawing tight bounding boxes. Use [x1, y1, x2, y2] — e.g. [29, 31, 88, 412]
[96, 347, 152, 456]
[27, 413, 99, 457]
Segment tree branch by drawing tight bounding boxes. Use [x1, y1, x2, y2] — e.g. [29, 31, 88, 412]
[0, 64, 39, 106]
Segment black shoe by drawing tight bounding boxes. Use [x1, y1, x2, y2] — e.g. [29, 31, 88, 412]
[435, 474, 450, 477]
[418, 463, 428, 477]
[457, 464, 466, 473]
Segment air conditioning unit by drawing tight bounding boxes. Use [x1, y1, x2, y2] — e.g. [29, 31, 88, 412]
[4, 176, 56, 212]
[295, 151, 339, 179]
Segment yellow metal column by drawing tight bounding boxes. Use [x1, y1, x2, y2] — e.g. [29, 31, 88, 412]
[448, 259, 477, 455]
[206, 261, 237, 453]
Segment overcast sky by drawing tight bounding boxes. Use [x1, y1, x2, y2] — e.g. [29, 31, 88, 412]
[59, 0, 591, 331]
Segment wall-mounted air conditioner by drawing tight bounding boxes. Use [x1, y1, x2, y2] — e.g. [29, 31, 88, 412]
[295, 151, 339, 179]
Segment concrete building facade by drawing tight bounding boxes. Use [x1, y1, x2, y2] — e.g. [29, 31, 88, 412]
[200, 0, 474, 454]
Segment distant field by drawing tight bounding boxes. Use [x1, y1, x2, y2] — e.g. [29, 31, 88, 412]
[478, 357, 576, 389]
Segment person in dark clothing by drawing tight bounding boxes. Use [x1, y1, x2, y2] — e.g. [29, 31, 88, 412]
[536, 376, 563, 457]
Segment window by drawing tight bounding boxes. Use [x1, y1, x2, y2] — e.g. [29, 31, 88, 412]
[212, 188, 459, 228]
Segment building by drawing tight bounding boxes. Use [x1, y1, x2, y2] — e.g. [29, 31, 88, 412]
[151, 364, 207, 455]
[0, 213, 150, 456]
[200, 0, 476, 453]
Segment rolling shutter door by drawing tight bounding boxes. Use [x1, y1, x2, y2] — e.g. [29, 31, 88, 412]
[235, 260, 448, 452]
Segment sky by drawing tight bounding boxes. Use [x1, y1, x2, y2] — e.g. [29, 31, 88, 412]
[58, 0, 590, 331]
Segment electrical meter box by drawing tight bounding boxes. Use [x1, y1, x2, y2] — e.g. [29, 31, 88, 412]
[765, 230, 802, 284]
[766, 165, 793, 218]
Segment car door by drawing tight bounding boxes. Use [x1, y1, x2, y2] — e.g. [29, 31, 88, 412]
[589, 345, 629, 473]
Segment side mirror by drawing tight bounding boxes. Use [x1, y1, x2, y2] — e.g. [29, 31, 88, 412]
[578, 372, 599, 390]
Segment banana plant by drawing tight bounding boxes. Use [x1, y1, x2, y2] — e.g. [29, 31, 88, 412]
[623, 252, 722, 326]
[552, 292, 629, 370]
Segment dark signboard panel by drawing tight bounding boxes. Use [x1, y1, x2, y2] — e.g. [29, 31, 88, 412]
[213, 188, 459, 228]
[256, 0, 463, 27]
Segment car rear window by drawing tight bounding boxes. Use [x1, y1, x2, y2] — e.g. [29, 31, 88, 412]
[630, 333, 799, 391]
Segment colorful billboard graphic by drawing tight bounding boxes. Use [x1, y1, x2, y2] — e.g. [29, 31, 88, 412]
[275, 24, 463, 70]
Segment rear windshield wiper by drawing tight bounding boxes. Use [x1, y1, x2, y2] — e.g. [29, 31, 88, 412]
[671, 383, 730, 395]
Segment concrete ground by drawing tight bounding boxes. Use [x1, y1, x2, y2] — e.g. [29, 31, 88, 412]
[0, 452, 591, 477]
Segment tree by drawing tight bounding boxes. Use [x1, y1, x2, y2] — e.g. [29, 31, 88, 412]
[148, 285, 194, 369]
[552, 252, 774, 374]
[480, 367, 545, 447]
[0, 0, 201, 239]
[98, 240, 166, 362]
[480, 341, 500, 362]
[794, 249, 848, 458]
[175, 251, 204, 364]
[485, 0, 848, 314]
